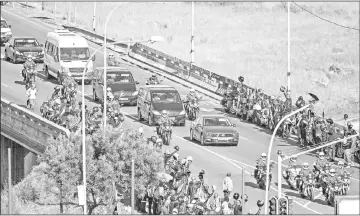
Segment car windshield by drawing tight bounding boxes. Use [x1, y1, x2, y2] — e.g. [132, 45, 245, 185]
[106, 72, 134, 83]
[14, 39, 39, 47]
[204, 117, 232, 126]
[60, 47, 90, 61]
[1, 20, 8, 28]
[152, 91, 181, 103]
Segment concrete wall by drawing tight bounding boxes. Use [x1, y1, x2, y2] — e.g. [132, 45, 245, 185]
[1, 135, 38, 187]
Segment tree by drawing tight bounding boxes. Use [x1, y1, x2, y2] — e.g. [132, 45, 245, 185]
[37, 134, 82, 213]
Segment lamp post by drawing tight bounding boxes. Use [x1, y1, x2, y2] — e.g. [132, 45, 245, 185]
[263, 93, 319, 214]
[81, 37, 163, 214]
[287, 2, 291, 92]
[103, 3, 128, 130]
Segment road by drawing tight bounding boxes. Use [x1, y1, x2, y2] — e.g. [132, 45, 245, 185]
[1, 7, 359, 214]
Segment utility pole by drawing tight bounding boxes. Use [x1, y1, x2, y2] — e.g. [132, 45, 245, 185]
[287, 2, 291, 92]
[190, 2, 195, 68]
[93, 2, 97, 31]
[131, 159, 135, 214]
[8, 148, 12, 214]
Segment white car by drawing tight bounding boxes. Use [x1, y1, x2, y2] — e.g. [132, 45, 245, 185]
[1, 16, 12, 44]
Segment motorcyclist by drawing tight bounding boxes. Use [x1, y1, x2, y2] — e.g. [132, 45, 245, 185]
[283, 156, 297, 180]
[107, 53, 117, 66]
[184, 89, 201, 113]
[66, 83, 77, 101]
[21, 54, 36, 82]
[26, 83, 37, 110]
[313, 152, 327, 181]
[324, 169, 338, 200]
[51, 86, 64, 100]
[156, 110, 172, 136]
[298, 162, 312, 191]
[335, 161, 347, 177]
[253, 153, 267, 179]
[185, 156, 193, 170]
[148, 74, 160, 84]
[106, 87, 114, 101]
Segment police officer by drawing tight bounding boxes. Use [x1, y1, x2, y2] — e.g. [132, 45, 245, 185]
[324, 169, 338, 200]
[107, 53, 117, 66]
[254, 153, 267, 179]
[298, 162, 311, 191]
[335, 161, 347, 177]
[313, 152, 327, 181]
[283, 156, 297, 180]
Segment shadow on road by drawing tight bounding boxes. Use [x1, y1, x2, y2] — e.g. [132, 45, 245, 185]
[14, 80, 25, 86]
[245, 181, 261, 190]
[30, 16, 53, 20]
[274, 182, 296, 191]
[182, 136, 238, 147]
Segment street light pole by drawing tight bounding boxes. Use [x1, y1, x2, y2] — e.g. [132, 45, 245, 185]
[92, 2, 96, 31]
[103, 3, 128, 131]
[264, 104, 311, 214]
[190, 1, 195, 67]
[287, 2, 291, 92]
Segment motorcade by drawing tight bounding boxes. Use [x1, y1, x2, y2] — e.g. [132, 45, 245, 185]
[189, 115, 239, 146]
[92, 66, 139, 105]
[4, 36, 44, 63]
[137, 85, 186, 126]
[43, 29, 95, 84]
[1, 16, 12, 44]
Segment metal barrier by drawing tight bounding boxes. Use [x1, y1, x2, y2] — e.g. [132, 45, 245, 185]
[0, 97, 70, 154]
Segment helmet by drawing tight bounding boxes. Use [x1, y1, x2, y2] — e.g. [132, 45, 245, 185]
[138, 127, 144, 134]
[162, 110, 168, 115]
[186, 156, 193, 162]
[303, 162, 309, 169]
[319, 152, 325, 157]
[290, 156, 297, 161]
[233, 192, 240, 200]
[107, 87, 112, 92]
[190, 89, 195, 93]
[181, 159, 187, 165]
[238, 76, 244, 83]
[330, 168, 336, 173]
[338, 161, 344, 166]
[108, 94, 114, 100]
[152, 74, 156, 77]
[344, 114, 348, 119]
[109, 52, 114, 57]
[261, 153, 266, 157]
[27, 54, 32, 58]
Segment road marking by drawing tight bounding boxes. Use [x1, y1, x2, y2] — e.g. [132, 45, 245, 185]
[200, 108, 213, 112]
[174, 135, 321, 214]
[304, 193, 323, 207]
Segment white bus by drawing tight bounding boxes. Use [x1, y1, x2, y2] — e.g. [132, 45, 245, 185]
[43, 29, 95, 84]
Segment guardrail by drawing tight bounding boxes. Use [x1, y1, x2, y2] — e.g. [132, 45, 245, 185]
[1, 97, 70, 154]
[62, 25, 355, 149]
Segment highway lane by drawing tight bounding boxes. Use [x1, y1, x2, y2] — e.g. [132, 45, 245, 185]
[1, 8, 359, 214]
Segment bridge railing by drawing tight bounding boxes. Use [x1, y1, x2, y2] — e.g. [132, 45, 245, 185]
[1, 97, 70, 154]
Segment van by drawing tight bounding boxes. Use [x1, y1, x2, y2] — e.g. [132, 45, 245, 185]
[1, 16, 12, 44]
[92, 66, 139, 105]
[137, 85, 186, 126]
[43, 29, 95, 84]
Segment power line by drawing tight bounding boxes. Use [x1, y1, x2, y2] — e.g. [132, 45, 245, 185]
[292, 2, 360, 31]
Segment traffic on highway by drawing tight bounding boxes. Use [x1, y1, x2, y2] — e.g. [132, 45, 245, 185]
[1, 7, 359, 215]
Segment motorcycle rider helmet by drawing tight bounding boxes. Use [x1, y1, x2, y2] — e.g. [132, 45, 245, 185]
[162, 110, 168, 117]
[186, 156, 193, 162]
[290, 156, 297, 162]
[108, 53, 114, 58]
[156, 138, 162, 143]
[27, 54, 32, 60]
[138, 127, 144, 134]
[318, 152, 325, 159]
[326, 118, 333, 124]
[233, 192, 240, 200]
[338, 161, 344, 167]
[106, 87, 112, 92]
[261, 153, 266, 160]
[181, 159, 187, 165]
[108, 94, 114, 100]
[329, 169, 336, 176]
[303, 162, 309, 169]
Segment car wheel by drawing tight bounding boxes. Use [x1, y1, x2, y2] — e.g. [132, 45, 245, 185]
[44, 66, 51, 79]
[148, 113, 154, 126]
[138, 108, 144, 121]
[190, 129, 195, 141]
[93, 89, 98, 102]
[200, 133, 205, 145]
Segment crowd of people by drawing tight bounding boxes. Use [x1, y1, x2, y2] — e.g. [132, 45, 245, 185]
[134, 144, 265, 215]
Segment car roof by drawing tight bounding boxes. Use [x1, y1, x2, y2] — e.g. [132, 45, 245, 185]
[12, 36, 37, 40]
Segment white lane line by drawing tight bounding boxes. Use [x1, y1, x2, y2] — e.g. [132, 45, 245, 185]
[174, 135, 321, 214]
[304, 193, 323, 207]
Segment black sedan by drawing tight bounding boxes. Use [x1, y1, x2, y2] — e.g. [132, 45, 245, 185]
[190, 115, 239, 146]
[4, 36, 44, 63]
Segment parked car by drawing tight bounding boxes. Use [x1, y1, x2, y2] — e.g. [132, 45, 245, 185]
[1, 16, 12, 44]
[92, 66, 139, 105]
[137, 85, 186, 126]
[190, 115, 239, 146]
[4, 36, 44, 63]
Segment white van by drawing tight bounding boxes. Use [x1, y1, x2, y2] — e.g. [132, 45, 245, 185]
[1, 16, 12, 44]
[43, 29, 95, 84]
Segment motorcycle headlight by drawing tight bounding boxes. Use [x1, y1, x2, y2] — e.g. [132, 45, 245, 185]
[132, 91, 138, 96]
[179, 110, 186, 115]
[152, 110, 161, 116]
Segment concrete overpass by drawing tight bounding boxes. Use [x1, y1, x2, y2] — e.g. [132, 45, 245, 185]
[0, 97, 69, 186]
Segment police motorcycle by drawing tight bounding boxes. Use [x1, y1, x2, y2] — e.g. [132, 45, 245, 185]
[298, 173, 316, 200]
[324, 177, 343, 206]
[108, 109, 124, 128]
[161, 121, 172, 146]
[253, 161, 275, 190]
[341, 171, 354, 195]
[146, 75, 163, 85]
[24, 64, 37, 90]
[187, 98, 201, 121]
[220, 86, 238, 114]
[282, 163, 301, 190]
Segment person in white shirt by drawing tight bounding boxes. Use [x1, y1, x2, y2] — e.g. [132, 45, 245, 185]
[26, 83, 37, 110]
[223, 172, 233, 196]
